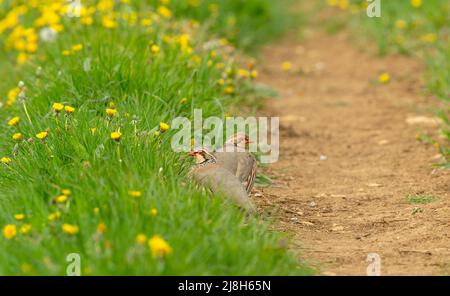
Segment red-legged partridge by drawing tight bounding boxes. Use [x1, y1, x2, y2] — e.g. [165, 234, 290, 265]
[189, 150, 256, 212]
[214, 133, 257, 194]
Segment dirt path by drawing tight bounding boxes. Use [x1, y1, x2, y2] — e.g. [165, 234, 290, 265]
[255, 30, 450, 275]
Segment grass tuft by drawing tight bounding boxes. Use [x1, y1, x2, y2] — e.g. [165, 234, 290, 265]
[407, 195, 436, 205]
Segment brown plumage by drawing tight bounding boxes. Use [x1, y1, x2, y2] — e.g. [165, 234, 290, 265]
[214, 133, 257, 194]
[189, 151, 256, 212]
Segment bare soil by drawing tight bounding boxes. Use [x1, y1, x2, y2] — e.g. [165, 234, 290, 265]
[255, 30, 450, 275]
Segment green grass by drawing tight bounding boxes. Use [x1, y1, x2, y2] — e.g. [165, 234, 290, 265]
[0, 1, 312, 275]
[166, 0, 295, 52]
[407, 195, 436, 205]
[325, 0, 450, 165]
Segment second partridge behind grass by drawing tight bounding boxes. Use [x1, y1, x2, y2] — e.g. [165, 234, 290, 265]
[214, 133, 257, 194]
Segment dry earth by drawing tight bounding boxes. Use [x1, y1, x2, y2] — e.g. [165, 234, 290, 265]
[254, 29, 450, 275]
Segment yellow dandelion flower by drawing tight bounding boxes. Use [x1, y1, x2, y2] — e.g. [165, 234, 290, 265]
[1, 157, 12, 165]
[159, 122, 170, 132]
[148, 235, 172, 258]
[36, 131, 48, 140]
[26, 42, 38, 53]
[47, 211, 61, 222]
[410, 0, 422, 8]
[157, 6, 172, 18]
[217, 78, 225, 86]
[72, 44, 83, 52]
[51, 24, 64, 32]
[281, 61, 292, 71]
[225, 68, 235, 77]
[420, 33, 437, 44]
[64, 106, 75, 114]
[250, 70, 258, 79]
[136, 233, 147, 245]
[62, 223, 79, 235]
[224, 86, 235, 95]
[106, 108, 117, 117]
[52, 102, 64, 112]
[97, 222, 107, 234]
[54, 195, 68, 204]
[20, 224, 32, 235]
[327, 0, 338, 7]
[219, 38, 230, 46]
[150, 208, 158, 216]
[128, 190, 142, 198]
[111, 131, 122, 141]
[90, 127, 97, 134]
[378, 72, 390, 84]
[17, 52, 29, 65]
[62, 189, 71, 196]
[7, 117, 20, 126]
[395, 19, 407, 30]
[237, 69, 250, 78]
[338, 0, 349, 10]
[93, 207, 100, 214]
[141, 18, 152, 27]
[102, 16, 117, 29]
[3, 224, 17, 239]
[97, 0, 114, 11]
[62, 50, 72, 56]
[180, 97, 188, 104]
[81, 16, 93, 25]
[151, 45, 160, 56]
[7, 88, 20, 105]
[178, 34, 190, 52]
[14, 214, 25, 221]
[12, 133, 23, 141]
